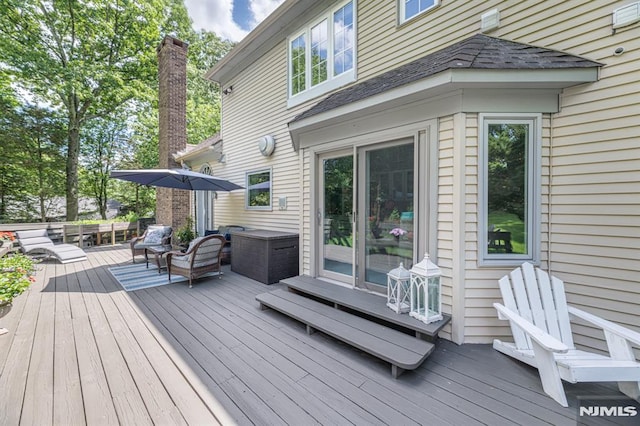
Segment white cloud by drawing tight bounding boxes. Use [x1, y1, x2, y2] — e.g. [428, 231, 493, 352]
[184, 0, 285, 43]
[184, 0, 247, 42]
[248, 0, 284, 28]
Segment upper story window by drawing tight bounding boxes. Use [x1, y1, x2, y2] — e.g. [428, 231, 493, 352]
[288, 0, 356, 107]
[400, 0, 439, 23]
[479, 114, 541, 266]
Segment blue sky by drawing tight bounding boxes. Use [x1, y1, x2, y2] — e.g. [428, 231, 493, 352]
[184, 0, 285, 42]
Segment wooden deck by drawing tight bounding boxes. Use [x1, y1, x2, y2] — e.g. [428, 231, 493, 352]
[0, 245, 626, 425]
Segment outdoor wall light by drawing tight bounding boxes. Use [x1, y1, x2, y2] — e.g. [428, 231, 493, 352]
[222, 86, 233, 95]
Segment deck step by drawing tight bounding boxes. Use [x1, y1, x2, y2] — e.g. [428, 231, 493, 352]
[256, 289, 435, 378]
[281, 275, 451, 342]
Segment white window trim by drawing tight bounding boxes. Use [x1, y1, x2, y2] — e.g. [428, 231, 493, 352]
[245, 168, 273, 211]
[287, 0, 357, 108]
[478, 113, 541, 267]
[399, 0, 440, 25]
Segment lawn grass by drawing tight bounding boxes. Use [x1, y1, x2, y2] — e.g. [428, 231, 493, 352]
[488, 211, 526, 254]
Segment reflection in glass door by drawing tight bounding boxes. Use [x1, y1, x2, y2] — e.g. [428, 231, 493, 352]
[360, 142, 415, 292]
[320, 153, 354, 280]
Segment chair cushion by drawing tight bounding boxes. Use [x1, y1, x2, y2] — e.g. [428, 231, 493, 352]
[186, 236, 205, 252]
[143, 229, 165, 245]
[20, 236, 55, 248]
[16, 229, 49, 240]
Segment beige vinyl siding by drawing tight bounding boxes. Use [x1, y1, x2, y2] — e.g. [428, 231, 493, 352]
[212, 39, 309, 233]
[436, 115, 454, 341]
[301, 149, 312, 275]
[541, 4, 639, 354]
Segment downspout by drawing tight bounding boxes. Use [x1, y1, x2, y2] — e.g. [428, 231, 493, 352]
[547, 113, 554, 274]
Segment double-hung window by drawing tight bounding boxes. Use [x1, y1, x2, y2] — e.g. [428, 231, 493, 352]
[246, 169, 272, 211]
[400, 0, 439, 23]
[479, 114, 541, 265]
[288, 0, 356, 106]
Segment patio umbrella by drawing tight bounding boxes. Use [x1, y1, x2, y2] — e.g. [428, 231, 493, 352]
[110, 168, 244, 191]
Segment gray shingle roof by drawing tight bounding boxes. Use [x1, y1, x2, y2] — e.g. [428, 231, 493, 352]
[290, 34, 602, 123]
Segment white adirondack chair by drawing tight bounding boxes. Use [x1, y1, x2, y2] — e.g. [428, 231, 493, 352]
[493, 262, 640, 407]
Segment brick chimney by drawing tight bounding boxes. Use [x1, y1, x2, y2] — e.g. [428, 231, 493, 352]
[156, 35, 189, 231]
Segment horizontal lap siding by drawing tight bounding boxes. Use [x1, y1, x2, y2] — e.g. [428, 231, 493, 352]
[546, 8, 640, 353]
[212, 41, 308, 233]
[437, 116, 454, 341]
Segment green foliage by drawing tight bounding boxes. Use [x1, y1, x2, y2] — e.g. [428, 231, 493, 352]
[388, 208, 401, 222]
[0, 99, 66, 222]
[79, 112, 133, 219]
[0, 1, 233, 220]
[487, 124, 527, 220]
[175, 216, 195, 244]
[0, 254, 38, 303]
[0, 0, 165, 220]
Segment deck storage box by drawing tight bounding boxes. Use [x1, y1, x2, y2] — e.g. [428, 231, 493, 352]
[231, 230, 299, 284]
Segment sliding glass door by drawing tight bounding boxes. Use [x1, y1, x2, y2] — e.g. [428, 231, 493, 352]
[318, 152, 354, 281]
[316, 135, 427, 292]
[358, 141, 415, 292]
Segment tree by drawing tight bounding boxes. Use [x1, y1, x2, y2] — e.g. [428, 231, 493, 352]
[18, 105, 67, 221]
[79, 112, 131, 219]
[0, 0, 164, 220]
[0, 75, 65, 222]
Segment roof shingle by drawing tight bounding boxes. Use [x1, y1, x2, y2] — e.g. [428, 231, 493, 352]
[291, 34, 602, 123]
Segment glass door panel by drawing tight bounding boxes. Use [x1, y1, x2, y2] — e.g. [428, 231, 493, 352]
[360, 142, 415, 291]
[320, 154, 354, 280]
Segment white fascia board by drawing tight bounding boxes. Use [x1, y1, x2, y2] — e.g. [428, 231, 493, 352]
[174, 144, 220, 164]
[450, 68, 600, 87]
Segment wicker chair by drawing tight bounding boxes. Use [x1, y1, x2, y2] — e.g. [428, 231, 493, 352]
[130, 225, 173, 263]
[167, 234, 226, 288]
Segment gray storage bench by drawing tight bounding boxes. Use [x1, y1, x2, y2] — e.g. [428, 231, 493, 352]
[256, 289, 435, 378]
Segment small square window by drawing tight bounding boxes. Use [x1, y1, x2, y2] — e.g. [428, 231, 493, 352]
[246, 169, 272, 210]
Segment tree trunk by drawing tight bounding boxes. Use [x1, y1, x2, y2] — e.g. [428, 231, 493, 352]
[66, 118, 80, 221]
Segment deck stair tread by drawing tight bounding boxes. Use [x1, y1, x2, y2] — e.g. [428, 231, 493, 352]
[256, 289, 435, 376]
[282, 275, 451, 339]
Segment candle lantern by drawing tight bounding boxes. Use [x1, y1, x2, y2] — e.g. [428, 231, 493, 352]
[386, 262, 411, 313]
[409, 253, 442, 324]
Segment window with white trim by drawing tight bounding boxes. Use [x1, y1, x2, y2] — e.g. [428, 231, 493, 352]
[246, 169, 272, 210]
[479, 114, 541, 265]
[400, 0, 439, 23]
[288, 0, 355, 105]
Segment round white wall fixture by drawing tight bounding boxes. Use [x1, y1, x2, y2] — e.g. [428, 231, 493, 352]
[258, 135, 275, 156]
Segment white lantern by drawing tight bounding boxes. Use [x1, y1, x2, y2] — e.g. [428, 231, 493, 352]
[409, 253, 442, 324]
[386, 263, 411, 313]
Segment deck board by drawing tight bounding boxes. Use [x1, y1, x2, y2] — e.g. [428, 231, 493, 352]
[0, 244, 629, 426]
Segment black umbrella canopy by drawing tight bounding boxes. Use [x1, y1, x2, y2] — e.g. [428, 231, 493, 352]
[110, 168, 244, 191]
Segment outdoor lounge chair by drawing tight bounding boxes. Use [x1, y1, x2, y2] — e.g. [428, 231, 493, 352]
[167, 234, 225, 288]
[16, 229, 87, 264]
[130, 225, 173, 263]
[493, 262, 640, 407]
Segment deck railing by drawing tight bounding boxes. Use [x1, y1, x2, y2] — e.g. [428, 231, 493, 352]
[0, 219, 154, 248]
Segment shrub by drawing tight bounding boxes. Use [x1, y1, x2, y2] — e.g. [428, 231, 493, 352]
[0, 254, 38, 304]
